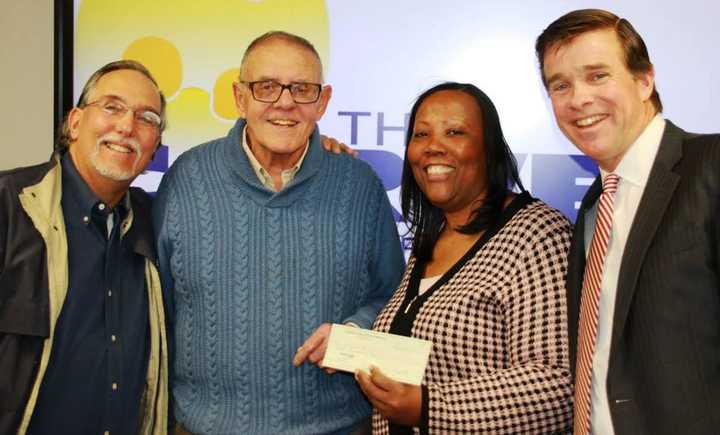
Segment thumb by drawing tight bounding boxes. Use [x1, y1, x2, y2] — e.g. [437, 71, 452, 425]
[369, 366, 397, 391]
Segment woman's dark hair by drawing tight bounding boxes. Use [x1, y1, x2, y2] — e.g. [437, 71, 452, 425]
[401, 82, 523, 261]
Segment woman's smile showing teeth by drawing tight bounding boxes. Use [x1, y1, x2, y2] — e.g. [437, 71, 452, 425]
[406, 89, 488, 212]
[426, 164, 455, 175]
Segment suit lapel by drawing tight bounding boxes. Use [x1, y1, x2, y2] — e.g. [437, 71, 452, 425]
[610, 121, 684, 347]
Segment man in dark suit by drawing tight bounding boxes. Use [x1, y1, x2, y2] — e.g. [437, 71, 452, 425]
[535, 9, 720, 435]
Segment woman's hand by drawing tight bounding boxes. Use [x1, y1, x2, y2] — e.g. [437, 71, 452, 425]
[355, 366, 422, 426]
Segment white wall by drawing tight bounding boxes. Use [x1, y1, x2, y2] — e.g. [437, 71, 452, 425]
[0, 0, 54, 170]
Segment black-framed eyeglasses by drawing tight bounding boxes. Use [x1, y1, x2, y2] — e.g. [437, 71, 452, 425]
[242, 80, 322, 104]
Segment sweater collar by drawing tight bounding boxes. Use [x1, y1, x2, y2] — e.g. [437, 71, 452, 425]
[223, 118, 326, 207]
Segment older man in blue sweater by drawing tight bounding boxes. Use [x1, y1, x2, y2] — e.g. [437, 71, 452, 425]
[153, 31, 405, 434]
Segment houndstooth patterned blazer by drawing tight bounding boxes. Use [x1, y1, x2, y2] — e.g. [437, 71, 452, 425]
[372, 194, 573, 434]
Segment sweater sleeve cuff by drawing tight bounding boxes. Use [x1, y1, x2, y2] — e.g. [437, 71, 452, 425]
[420, 384, 430, 434]
[342, 314, 372, 329]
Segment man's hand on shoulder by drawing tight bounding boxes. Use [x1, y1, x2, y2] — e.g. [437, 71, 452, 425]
[321, 135, 358, 157]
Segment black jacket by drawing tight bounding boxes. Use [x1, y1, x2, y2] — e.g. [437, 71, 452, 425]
[0, 154, 169, 434]
[0, 159, 53, 434]
[567, 121, 720, 434]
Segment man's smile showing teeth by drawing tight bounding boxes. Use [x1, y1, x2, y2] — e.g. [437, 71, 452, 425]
[575, 114, 607, 127]
[269, 119, 298, 127]
[426, 165, 454, 175]
[104, 142, 133, 153]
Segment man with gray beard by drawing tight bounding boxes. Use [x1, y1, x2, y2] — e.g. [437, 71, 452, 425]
[0, 60, 170, 435]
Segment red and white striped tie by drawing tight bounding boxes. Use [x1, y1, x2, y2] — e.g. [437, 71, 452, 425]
[574, 173, 619, 435]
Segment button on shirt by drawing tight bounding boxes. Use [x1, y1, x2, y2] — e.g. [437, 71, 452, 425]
[27, 154, 149, 435]
[584, 115, 665, 434]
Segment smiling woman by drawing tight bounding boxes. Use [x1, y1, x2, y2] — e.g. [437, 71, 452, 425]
[406, 89, 488, 224]
[401, 83, 524, 262]
[357, 82, 574, 434]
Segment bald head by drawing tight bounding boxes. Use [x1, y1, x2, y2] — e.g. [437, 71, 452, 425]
[239, 31, 324, 82]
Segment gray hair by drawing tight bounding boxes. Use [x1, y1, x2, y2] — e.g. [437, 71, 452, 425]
[56, 59, 167, 150]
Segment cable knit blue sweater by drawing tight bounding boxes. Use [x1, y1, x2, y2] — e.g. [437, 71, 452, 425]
[153, 119, 405, 434]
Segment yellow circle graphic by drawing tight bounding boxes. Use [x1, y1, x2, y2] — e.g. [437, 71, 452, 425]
[214, 68, 241, 121]
[76, 0, 330, 158]
[123, 36, 183, 98]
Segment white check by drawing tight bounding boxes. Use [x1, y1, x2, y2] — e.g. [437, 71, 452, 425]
[323, 324, 432, 385]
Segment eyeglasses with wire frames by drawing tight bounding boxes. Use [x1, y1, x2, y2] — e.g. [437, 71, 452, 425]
[241, 80, 323, 104]
[83, 97, 163, 131]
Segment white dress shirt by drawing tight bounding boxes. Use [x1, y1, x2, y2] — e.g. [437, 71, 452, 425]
[584, 115, 665, 434]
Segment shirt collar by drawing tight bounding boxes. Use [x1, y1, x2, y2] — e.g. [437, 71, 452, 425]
[61, 153, 130, 221]
[241, 125, 310, 192]
[601, 114, 665, 187]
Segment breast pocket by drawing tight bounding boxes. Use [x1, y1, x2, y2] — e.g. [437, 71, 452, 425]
[0, 276, 50, 337]
[0, 284, 49, 412]
[0, 333, 45, 414]
[0, 319, 47, 418]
